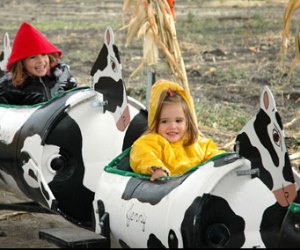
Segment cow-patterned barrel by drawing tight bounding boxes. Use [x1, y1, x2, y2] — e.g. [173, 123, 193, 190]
[0, 86, 146, 228]
[92, 86, 300, 248]
[93, 150, 277, 248]
[0, 26, 149, 229]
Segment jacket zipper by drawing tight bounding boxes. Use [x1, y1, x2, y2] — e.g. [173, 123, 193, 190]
[39, 77, 51, 100]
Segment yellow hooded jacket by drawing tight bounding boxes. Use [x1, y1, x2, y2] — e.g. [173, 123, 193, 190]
[130, 80, 224, 176]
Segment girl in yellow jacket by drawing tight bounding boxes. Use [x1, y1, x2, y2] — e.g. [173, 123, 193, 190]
[130, 79, 224, 181]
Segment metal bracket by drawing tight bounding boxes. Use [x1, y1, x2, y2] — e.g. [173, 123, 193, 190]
[236, 168, 260, 177]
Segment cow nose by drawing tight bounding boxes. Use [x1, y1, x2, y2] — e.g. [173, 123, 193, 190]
[273, 183, 297, 207]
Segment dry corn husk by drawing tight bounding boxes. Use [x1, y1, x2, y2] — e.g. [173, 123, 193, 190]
[288, 33, 300, 75]
[0, 211, 28, 221]
[281, 0, 300, 75]
[140, 22, 159, 66]
[290, 151, 300, 161]
[122, 0, 132, 14]
[282, 0, 300, 58]
[122, 0, 189, 94]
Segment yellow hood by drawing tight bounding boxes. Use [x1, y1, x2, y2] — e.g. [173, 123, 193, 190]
[148, 79, 195, 128]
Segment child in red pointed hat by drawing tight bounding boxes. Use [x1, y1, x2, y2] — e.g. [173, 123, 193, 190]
[0, 22, 77, 105]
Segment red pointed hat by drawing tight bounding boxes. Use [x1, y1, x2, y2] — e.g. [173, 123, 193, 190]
[7, 22, 62, 71]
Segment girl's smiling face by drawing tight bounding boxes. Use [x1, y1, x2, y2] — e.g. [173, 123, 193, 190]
[23, 54, 50, 77]
[158, 102, 187, 143]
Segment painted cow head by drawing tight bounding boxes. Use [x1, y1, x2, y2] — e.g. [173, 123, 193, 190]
[235, 86, 297, 207]
[90, 27, 130, 132]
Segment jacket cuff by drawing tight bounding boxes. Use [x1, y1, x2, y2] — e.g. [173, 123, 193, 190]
[150, 166, 170, 176]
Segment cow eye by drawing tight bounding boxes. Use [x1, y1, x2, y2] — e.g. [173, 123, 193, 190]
[111, 58, 117, 72]
[273, 128, 280, 146]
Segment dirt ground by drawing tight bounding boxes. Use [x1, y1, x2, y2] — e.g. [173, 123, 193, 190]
[0, 0, 299, 248]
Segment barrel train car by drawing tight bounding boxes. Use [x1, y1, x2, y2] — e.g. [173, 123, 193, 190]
[0, 27, 299, 248]
[0, 27, 147, 228]
[92, 85, 300, 248]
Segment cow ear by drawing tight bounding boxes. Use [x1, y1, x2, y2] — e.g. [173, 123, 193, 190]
[263, 91, 269, 110]
[104, 27, 115, 48]
[260, 86, 276, 113]
[0, 32, 11, 72]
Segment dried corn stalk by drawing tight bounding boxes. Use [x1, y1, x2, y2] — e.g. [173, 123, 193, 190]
[122, 0, 199, 126]
[122, 0, 190, 95]
[281, 0, 300, 75]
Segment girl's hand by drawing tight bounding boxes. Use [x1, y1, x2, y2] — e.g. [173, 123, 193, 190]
[150, 167, 168, 181]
